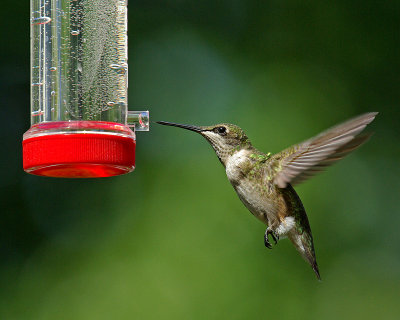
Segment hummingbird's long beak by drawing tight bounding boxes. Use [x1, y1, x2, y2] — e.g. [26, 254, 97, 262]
[156, 121, 203, 133]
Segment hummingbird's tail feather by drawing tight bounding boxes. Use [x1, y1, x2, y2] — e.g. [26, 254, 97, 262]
[302, 244, 321, 281]
[311, 260, 321, 281]
[288, 232, 321, 280]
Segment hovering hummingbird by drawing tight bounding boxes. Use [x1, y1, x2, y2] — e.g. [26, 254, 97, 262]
[157, 112, 377, 279]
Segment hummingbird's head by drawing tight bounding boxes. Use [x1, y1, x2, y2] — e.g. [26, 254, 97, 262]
[156, 121, 252, 165]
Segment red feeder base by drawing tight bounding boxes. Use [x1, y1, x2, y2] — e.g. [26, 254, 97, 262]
[23, 133, 136, 178]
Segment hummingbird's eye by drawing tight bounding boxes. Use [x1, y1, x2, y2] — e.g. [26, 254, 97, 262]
[215, 126, 227, 135]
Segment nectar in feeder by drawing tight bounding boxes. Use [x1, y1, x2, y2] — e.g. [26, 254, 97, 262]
[23, 0, 149, 178]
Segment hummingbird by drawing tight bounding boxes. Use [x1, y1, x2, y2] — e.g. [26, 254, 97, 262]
[156, 112, 377, 279]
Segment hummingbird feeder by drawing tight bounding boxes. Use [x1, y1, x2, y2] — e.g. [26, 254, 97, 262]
[23, 0, 149, 178]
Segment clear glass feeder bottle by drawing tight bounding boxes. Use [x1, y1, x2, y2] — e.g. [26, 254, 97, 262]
[23, 0, 149, 178]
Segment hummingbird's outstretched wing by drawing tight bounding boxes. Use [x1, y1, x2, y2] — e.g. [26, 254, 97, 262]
[272, 112, 378, 188]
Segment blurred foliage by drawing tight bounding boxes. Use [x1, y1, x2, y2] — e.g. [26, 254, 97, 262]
[1, 1, 400, 319]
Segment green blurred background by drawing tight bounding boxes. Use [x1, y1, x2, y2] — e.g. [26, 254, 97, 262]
[1, 1, 399, 319]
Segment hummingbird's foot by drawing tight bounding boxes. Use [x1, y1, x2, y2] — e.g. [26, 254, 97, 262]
[270, 230, 279, 244]
[264, 228, 279, 249]
[264, 234, 272, 249]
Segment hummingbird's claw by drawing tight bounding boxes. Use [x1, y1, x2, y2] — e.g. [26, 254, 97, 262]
[264, 235, 273, 249]
[264, 228, 279, 248]
[270, 231, 279, 244]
